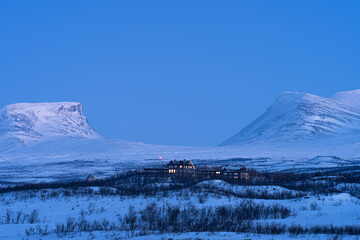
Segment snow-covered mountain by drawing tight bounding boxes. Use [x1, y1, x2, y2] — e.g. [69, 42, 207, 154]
[1, 95, 360, 184]
[221, 90, 360, 146]
[0, 102, 100, 150]
[331, 89, 360, 110]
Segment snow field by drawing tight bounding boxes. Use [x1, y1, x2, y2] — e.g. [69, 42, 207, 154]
[0, 182, 360, 239]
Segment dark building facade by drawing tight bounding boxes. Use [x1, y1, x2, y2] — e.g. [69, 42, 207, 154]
[141, 160, 249, 181]
[167, 160, 196, 177]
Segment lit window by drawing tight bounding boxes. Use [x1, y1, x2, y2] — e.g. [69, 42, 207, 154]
[216, 171, 221, 175]
[180, 165, 182, 168]
[234, 173, 238, 175]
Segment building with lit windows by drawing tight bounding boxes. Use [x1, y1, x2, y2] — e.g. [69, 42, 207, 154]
[141, 159, 249, 181]
[167, 160, 196, 177]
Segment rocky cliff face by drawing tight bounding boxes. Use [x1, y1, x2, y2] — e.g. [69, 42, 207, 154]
[0, 102, 100, 149]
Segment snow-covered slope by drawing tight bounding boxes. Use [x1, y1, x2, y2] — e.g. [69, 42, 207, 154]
[331, 89, 360, 110]
[221, 91, 360, 146]
[0, 102, 100, 150]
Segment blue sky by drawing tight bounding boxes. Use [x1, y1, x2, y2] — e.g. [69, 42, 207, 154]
[1, 0, 360, 146]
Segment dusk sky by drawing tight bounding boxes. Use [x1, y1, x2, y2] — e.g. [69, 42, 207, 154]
[1, 0, 360, 146]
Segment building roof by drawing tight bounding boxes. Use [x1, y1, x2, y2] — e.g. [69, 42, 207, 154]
[311, 176, 343, 180]
[222, 165, 246, 171]
[168, 160, 193, 166]
[86, 174, 96, 181]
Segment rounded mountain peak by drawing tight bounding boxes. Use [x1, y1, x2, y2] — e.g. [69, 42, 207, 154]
[331, 89, 360, 110]
[220, 91, 360, 146]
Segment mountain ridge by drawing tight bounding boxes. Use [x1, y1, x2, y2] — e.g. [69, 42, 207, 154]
[220, 90, 360, 146]
[331, 89, 360, 110]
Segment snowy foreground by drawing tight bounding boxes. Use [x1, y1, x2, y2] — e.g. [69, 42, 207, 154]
[1, 180, 360, 239]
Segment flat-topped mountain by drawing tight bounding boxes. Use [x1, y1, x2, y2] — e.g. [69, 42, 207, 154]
[0, 102, 100, 150]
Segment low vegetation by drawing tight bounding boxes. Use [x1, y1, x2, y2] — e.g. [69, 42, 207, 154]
[23, 200, 360, 238]
[1, 168, 360, 238]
